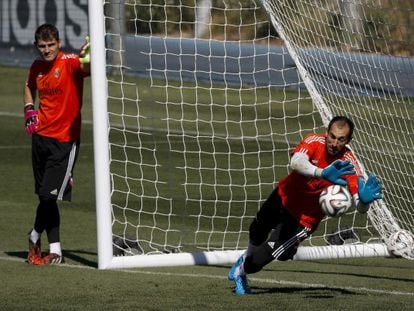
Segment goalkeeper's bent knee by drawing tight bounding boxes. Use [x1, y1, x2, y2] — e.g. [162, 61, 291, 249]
[244, 241, 298, 274]
[243, 246, 274, 274]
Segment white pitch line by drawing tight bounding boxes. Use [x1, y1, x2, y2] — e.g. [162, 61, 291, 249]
[1, 255, 412, 297]
[0, 145, 30, 149]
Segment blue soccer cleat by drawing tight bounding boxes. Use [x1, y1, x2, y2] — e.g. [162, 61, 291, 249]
[234, 274, 251, 295]
[228, 253, 245, 281]
[228, 253, 251, 295]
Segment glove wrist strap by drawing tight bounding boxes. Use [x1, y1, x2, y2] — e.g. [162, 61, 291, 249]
[24, 102, 34, 112]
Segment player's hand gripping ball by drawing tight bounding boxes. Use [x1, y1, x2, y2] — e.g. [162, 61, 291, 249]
[319, 185, 352, 217]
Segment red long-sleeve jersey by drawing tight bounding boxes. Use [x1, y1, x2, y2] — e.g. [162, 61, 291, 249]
[26, 52, 89, 142]
[278, 133, 362, 229]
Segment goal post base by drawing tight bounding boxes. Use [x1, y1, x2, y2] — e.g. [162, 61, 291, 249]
[99, 243, 391, 269]
[294, 243, 391, 260]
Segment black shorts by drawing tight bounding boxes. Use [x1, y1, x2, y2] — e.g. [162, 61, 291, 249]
[250, 188, 313, 260]
[32, 134, 80, 201]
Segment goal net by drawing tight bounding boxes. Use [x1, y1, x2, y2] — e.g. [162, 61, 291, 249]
[88, 0, 414, 268]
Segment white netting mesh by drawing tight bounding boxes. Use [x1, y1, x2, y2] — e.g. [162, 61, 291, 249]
[101, 0, 413, 259]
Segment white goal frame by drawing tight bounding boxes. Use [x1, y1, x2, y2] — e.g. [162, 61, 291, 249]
[88, 0, 414, 269]
[88, 0, 113, 269]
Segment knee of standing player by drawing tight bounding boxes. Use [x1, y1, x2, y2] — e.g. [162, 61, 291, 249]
[38, 195, 58, 211]
[39, 195, 57, 204]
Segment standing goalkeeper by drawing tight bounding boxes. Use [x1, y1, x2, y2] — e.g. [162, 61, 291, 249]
[24, 24, 90, 265]
[228, 116, 383, 294]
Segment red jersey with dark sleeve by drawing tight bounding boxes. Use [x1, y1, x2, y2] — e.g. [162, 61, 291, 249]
[277, 133, 361, 229]
[26, 52, 89, 142]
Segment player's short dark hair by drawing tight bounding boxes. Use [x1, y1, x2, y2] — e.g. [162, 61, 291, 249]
[34, 24, 59, 44]
[327, 116, 355, 140]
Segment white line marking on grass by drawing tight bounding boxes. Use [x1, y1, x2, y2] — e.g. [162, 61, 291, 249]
[0, 112, 21, 117]
[0, 145, 30, 149]
[251, 277, 414, 297]
[1, 255, 413, 297]
[116, 270, 414, 297]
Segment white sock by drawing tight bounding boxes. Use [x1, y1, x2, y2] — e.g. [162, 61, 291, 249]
[49, 242, 62, 256]
[29, 229, 40, 244]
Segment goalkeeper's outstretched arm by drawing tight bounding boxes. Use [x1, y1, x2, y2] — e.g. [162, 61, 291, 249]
[290, 152, 355, 186]
[291, 152, 383, 213]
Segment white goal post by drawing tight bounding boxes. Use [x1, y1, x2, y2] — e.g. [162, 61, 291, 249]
[88, 0, 414, 269]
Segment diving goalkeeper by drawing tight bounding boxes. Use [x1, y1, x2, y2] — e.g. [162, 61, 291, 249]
[228, 116, 383, 295]
[24, 24, 90, 265]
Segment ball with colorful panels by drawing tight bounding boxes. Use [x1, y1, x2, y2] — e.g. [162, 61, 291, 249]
[319, 185, 352, 217]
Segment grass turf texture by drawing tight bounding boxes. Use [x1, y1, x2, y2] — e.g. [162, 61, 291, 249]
[0, 65, 413, 310]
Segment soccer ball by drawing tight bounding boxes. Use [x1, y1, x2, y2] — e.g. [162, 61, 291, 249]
[319, 185, 352, 217]
[387, 230, 414, 258]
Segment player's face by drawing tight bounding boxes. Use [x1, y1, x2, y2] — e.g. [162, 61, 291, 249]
[325, 123, 351, 156]
[36, 38, 61, 62]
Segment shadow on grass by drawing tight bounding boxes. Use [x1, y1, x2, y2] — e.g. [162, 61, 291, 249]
[259, 266, 414, 284]
[217, 263, 414, 285]
[249, 285, 360, 297]
[6, 249, 98, 268]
